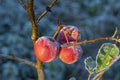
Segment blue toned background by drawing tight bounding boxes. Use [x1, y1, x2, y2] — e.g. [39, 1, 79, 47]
[0, 0, 120, 80]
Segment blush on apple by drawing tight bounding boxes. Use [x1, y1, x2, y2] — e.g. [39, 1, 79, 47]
[34, 36, 60, 62]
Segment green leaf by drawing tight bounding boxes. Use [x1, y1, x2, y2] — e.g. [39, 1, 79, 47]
[96, 43, 119, 72]
[84, 57, 96, 74]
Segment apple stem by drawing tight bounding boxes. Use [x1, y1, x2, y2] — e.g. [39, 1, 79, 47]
[52, 25, 63, 39]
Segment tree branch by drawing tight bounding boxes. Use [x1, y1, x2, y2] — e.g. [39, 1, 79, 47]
[19, 0, 58, 80]
[62, 37, 118, 47]
[0, 54, 36, 67]
[36, 0, 57, 23]
[27, 0, 44, 80]
[18, 0, 27, 10]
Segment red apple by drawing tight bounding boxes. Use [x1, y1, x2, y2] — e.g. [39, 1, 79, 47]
[34, 36, 60, 62]
[59, 44, 83, 64]
[57, 25, 80, 44]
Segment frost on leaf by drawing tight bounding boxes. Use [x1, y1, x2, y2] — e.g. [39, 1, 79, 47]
[84, 57, 96, 74]
[96, 43, 119, 72]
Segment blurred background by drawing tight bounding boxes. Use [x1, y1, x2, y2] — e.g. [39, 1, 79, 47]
[0, 0, 120, 80]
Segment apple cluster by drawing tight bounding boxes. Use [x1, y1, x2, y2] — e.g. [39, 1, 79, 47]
[34, 25, 83, 64]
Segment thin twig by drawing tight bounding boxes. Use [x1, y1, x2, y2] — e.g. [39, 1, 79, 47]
[52, 19, 63, 39]
[0, 54, 36, 67]
[18, 0, 27, 10]
[92, 55, 120, 80]
[62, 37, 117, 47]
[112, 27, 118, 38]
[36, 0, 57, 23]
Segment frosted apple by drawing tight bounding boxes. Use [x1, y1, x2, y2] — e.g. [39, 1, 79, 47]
[57, 25, 80, 44]
[34, 36, 60, 62]
[59, 44, 83, 64]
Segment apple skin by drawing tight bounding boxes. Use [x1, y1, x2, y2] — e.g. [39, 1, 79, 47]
[57, 25, 80, 44]
[34, 36, 60, 62]
[59, 44, 83, 64]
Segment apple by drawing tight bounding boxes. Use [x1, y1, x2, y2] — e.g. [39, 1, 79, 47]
[59, 44, 83, 64]
[57, 25, 80, 44]
[34, 36, 60, 62]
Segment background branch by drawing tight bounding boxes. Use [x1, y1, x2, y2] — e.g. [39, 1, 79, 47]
[0, 54, 36, 67]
